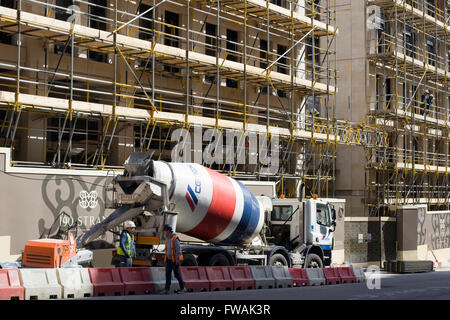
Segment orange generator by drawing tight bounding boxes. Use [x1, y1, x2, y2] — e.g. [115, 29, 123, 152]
[22, 238, 77, 268]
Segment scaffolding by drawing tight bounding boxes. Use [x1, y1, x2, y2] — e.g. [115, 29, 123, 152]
[366, 0, 449, 214]
[0, 0, 385, 198]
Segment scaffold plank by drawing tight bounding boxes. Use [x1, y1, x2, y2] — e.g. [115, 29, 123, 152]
[0, 5, 335, 95]
[368, 0, 449, 35]
[0, 90, 340, 143]
[213, 0, 338, 36]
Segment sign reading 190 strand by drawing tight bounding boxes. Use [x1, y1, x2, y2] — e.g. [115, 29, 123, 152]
[171, 128, 279, 174]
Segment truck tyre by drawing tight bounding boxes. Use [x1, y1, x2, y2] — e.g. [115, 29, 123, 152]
[208, 253, 230, 266]
[181, 253, 198, 266]
[269, 253, 288, 266]
[305, 253, 323, 268]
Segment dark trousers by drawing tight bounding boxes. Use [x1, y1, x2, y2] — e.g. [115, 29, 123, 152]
[119, 255, 132, 267]
[165, 260, 185, 290]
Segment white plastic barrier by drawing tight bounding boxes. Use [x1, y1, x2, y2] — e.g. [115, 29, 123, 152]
[249, 266, 275, 289]
[351, 266, 366, 283]
[305, 268, 325, 286]
[149, 267, 180, 293]
[271, 266, 293, 288]
[19, 269, 62, 300]
[57, 268, 93, 299]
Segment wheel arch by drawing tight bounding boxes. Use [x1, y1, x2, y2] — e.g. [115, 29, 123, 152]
[265, 246, 292, 267]
[304, 245, 324, 263]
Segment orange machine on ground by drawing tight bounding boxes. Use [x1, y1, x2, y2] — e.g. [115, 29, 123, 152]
[22, 236, 77, 268]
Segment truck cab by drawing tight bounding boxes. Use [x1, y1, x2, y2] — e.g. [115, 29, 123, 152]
[266, 197, 336, 267]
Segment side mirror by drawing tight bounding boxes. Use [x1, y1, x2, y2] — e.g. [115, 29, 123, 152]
[328, 221, 336, 234]
[330, 221, 336, 232]
[331, 208, 336, 221]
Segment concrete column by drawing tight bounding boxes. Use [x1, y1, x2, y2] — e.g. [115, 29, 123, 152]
[25, 113, 47, 162]
[396, 206, 419, 260]
[109, 123, 135, 166]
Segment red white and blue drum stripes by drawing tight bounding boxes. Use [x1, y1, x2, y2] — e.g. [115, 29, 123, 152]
[151, 161, 264, 245]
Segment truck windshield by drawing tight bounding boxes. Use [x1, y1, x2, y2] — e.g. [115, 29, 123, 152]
[316, 203, 331, 227]
[271, 206, 293, 221]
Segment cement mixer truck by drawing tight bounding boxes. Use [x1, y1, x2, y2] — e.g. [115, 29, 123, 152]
[76, 152, 339, 268]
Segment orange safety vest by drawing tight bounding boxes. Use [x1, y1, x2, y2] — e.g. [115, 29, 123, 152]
[164, 234, 184, 263]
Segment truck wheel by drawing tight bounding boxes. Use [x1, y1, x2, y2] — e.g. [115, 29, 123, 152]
[208, 253, 230, 266]
[269, 253, 288, 266]
[305, 253, 323, 268]
[181, 253, 198, 266]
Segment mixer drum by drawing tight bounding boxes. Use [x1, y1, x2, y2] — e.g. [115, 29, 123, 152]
[151, 161, 264, 244]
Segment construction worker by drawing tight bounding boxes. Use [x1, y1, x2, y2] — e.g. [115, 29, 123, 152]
[420, 90, 433, 115]
[426, 93, 434, 116]
[117, 220, 136, 267]
[161, 224, 186, 294]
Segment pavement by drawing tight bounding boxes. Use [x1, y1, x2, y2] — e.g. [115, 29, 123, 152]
[86, 267, 450, 300]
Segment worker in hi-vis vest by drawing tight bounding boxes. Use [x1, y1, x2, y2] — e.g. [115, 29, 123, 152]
[117, 220, 136, 267]
[161, 224, 186, 294]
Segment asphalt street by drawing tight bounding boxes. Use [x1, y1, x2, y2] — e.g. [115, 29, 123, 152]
[86, 267, 450, 300]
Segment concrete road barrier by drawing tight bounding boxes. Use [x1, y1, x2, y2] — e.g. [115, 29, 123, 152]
[179, 267, 210, 292]
[205, 267, 233, 291]
[118, 267, 154, 295]
[288, 268, 309, 287]
[57, 268, 93, 299]
[0, 269, 24, 300]
[228, 266, 255, 290]
[305, 268, 325, 286]
[149, 267, 180, 294]
[336, 267, 356, 284]
[88, 268, 124, 297]
[249, 266, 275, 289]
[271, 266, 293, 288]
[323, 268, 340, 285]
[19, 269, 62, 300]
[351, 266, 366, 283]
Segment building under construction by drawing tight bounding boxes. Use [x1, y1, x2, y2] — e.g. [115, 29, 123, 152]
[0, 0, 347, 256]
[336, 0, 450, 264]
[367, 0, 449, 212]
[0, 0, 448, 266]
[0, 0, 344, 198]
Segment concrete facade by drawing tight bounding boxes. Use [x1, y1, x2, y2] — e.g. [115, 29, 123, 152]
[344, 218, 397, 264]
[335, 0, 369, 218]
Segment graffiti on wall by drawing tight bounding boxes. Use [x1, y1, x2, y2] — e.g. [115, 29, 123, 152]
[40, 175, 111, 239]
[430, 213, 450, 250]
[417, 207, 450, 250]
[417, 207, 426, 246]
